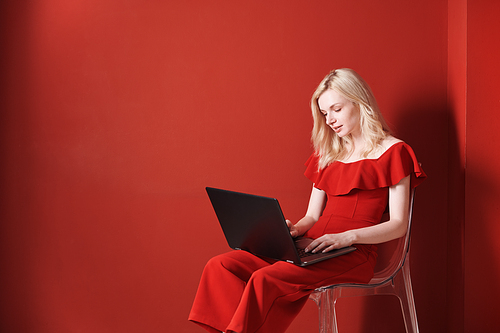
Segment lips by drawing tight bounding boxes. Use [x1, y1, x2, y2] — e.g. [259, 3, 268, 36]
[333, 125, 343, 133]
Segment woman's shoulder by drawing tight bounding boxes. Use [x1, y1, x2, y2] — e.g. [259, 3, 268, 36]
[380, 135, 404, 150]
[372, 135, 404, 159]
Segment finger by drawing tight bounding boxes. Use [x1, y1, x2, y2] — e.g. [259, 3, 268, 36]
[322, 245, 336, 253]
[285, 221, 298, 237]
[312, 242, 328, 253]
[306, 240, 323, 253]
[304, 241, 316, 252]
[313, 238, 337, 253]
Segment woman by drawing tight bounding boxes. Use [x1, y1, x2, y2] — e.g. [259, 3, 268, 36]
[188, 68, 426, 333]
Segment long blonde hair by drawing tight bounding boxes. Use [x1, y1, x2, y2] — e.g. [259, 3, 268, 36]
[311, 68, 392, 169]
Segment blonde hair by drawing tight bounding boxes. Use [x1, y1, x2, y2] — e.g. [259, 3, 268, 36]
[311, 68, 392, 169]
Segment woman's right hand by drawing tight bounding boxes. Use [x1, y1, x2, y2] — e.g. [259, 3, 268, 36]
[286, 220, 300, 238]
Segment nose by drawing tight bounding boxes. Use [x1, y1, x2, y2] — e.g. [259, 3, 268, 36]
[326, 112, 336, 125]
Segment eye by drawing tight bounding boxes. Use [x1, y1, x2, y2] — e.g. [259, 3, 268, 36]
[334, 108, 341, 112]
[320, 111, 327, 117]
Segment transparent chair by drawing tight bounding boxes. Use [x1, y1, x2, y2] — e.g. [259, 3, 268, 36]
[309, 189, 418, 333]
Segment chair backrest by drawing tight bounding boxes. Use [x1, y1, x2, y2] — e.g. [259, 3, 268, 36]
[369, 188, 415, 285]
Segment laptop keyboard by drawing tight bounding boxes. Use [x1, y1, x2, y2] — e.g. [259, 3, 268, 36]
[297, 248, 317, 258]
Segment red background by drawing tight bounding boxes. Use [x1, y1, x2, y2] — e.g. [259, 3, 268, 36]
[0, 0, 498, 332]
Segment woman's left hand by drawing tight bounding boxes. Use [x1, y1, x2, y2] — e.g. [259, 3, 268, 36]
[305, 231, 356, 253]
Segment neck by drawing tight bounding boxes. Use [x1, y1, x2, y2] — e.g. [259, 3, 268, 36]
[350, 132, 365, 151]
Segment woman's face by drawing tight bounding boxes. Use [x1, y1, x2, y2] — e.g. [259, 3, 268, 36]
[317, 89, 361, 138]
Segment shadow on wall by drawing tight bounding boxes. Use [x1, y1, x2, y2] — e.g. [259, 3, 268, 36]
[444, 104, 465, 332]
[357, 89, 449, 332]
[462, 155, 500, 328]
[0, 3, 43, 332]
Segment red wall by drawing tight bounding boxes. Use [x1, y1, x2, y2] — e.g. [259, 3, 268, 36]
[0, 0, 470, 332]
[464, 1, 500, 332]
[446, 1, 500, 332]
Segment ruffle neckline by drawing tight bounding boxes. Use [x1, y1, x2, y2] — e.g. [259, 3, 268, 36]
[304, 142, 426, 196]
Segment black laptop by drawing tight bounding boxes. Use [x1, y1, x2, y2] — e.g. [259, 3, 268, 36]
[206, 187, 356, 266]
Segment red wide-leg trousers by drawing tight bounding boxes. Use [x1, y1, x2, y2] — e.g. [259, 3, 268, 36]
[188, 245, 376, 333]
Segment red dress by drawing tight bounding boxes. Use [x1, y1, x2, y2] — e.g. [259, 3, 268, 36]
[189, 142, 426, 333]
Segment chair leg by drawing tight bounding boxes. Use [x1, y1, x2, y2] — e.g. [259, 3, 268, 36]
[311, 288, 340, 333]
[394, 264, 419, 333]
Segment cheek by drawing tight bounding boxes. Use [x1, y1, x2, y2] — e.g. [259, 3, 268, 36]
[349, 109, 361, 125]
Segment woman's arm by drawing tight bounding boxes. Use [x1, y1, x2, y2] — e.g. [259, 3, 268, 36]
[286, 186, 326, 237]
[305, 175, 411, 253]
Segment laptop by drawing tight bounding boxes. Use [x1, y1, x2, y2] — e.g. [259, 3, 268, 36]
[206, 187, 356, 266]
